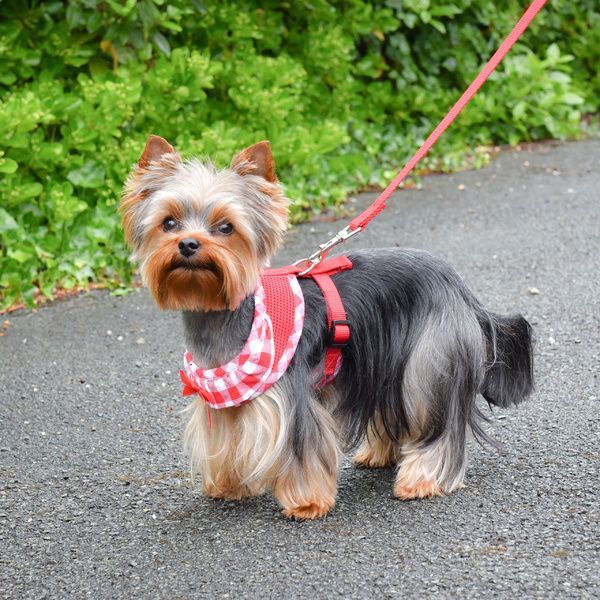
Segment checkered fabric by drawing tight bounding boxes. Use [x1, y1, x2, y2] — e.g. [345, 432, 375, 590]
[180, 274, 305, 409]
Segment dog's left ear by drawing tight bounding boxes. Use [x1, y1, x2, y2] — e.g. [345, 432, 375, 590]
[231, 141, 277, 183]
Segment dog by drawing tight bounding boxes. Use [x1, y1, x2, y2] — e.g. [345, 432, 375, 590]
[120, 135, 534, 520]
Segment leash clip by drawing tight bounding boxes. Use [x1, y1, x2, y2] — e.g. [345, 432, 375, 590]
[294, 225, 361, 276]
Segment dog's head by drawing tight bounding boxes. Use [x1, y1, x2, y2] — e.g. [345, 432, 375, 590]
[120, 136, 289, 311]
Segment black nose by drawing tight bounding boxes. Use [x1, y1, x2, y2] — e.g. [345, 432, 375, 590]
[179, 238, 200, 258]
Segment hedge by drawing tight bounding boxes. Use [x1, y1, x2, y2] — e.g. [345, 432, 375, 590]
[0, 0, 598, 309]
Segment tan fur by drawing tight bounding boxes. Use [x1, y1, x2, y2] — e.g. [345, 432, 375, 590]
[120, 137, 289, 310]
[139, 135, 176, 168]
[272, 401, 339, 520]
[139, 224, 259, 311]
[354, 412, 466, 500]
[394, 478, 443, 500]
[231, 140, 277, 183]
[394, 437, 466, 500]
[184, 386, 340, 519]
[254, 181, 289, 256]
[184, 401, 265, 499]
[354, 413, 400, 468]
[120, 151, 182, 247]
[184, 384, 290, 499]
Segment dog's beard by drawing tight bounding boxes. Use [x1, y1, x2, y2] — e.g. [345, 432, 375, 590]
[141, 238, 260, 311]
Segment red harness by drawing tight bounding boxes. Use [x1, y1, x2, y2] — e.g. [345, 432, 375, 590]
[264, 255, 352, 382]
[181, 256, 352, 411]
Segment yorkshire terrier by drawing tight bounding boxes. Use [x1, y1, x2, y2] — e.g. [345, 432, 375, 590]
[120, 135, 534, 520]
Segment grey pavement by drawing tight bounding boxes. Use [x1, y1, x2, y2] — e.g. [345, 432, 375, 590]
[1, 140, 599, 599]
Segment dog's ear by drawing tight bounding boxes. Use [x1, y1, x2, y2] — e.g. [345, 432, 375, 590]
[138, 135, 179, 169]
[231, 141, 277, 183]
[120, 135, 180, 248]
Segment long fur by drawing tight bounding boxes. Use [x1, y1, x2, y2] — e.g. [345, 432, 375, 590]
[479, 313, 534, 408]
[181, 247, 534, 513]
[122, 138, 535, 519]
[298, 249, 533, 461]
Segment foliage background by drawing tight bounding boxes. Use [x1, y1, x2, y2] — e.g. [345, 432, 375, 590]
[0, 0, 598, 309]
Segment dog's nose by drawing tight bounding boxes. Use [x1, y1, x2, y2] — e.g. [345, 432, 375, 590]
[179, 238, 200, 258]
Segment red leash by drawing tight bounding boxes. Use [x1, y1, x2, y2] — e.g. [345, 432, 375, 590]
[296, 0, 548, 273]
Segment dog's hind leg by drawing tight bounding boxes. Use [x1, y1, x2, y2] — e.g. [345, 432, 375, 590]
[394, 435, 465, 500]
[393, 393, 471, 500]
[354, 412, 400, 468]
[393, 312, 485, 500]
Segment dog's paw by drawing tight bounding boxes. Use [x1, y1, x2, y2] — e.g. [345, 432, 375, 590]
[203, 482, 262, 501]
[353, 447, 395, 468]
[394, 479, 443, 500]
[282, 498, 335, 520]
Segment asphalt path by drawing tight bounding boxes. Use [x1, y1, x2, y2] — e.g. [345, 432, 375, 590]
[1, 140, 598, 599]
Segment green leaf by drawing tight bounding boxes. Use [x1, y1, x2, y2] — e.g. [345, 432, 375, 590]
[104, 0, 136, 17]
[513, 101, 527, 120]
[152, 32, 171, 56]
[17, 182, 44, 199]
[429, 19, 446, 34]
[561, 92, 584, 105]
[0, 72, 17, 86]
[67, 161, 106, 189]
[546, 43, 561, 63]
[0, 157, 18, 174]
[7, 248, 32, 264]
[0, 208, 18, 233]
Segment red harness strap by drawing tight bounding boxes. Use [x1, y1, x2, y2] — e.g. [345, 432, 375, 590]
[311, 271, 350, 379]
[301, 256, 352, 380]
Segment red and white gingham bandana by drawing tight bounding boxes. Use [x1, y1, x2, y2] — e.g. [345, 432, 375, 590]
[180, 274, 305, 409]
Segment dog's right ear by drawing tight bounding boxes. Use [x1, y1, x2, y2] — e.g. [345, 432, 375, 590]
[137, 135, 179, 170]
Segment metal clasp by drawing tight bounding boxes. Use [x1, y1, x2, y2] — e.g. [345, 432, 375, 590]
[293, 225, 361, 275]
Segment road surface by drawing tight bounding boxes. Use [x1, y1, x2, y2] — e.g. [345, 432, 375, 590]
[1, 140, 598, 598]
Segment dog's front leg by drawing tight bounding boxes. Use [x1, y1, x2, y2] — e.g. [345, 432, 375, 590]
[270, 374, 340, 520]
[274, 454, 338, 520]
[184, 398, 266, 500]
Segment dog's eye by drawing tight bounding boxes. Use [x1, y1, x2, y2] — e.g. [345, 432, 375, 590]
[215, 222, 234, 235]
[163, 217, 178, 232]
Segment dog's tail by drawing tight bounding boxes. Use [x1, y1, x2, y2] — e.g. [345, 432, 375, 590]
[478, 312, 535, 408]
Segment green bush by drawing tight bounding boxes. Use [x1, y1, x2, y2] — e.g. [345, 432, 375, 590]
[0, 0, 598, 309]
